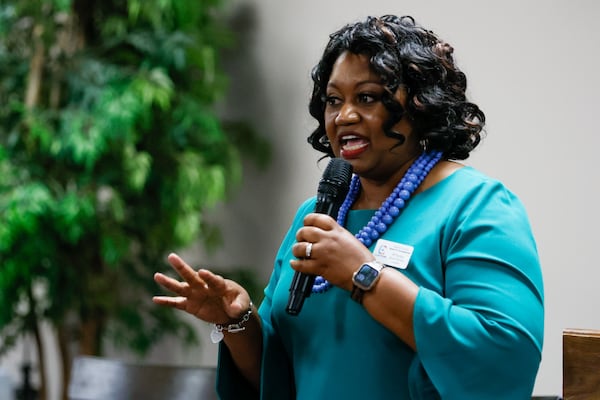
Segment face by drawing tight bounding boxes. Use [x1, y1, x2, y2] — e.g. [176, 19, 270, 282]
[324, 51, 420, 182]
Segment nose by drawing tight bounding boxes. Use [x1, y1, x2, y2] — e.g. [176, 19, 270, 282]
[334, 103, 360, 125]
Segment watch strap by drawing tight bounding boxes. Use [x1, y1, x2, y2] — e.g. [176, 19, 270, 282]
[350, 285, 365, 304]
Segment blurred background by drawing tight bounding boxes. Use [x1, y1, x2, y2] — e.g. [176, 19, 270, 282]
[1, 0, 598, 399]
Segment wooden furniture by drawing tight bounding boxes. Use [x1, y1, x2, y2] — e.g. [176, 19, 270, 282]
[563, 328, 600, 400]
[68, 355, 217, 400]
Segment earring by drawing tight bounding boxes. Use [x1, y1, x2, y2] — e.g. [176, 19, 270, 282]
[420, 139, 429, 152]
[319, 135, 331, 148]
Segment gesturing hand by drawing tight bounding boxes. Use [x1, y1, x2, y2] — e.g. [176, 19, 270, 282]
[153, 253, 251, 325]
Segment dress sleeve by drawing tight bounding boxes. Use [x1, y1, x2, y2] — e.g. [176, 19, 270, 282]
[216, 198, 315, 400]
[410, 181, 544, 399]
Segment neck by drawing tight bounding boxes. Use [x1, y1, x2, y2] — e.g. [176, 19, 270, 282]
[353, 157, 419, 210]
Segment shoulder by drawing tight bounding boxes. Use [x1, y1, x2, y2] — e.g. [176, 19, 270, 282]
[296, 196, 317, 218]
[419, 161, 509, 197]
[279, 196, 317, 243]
[419, 160, 463, 194]
[286, 196, 317, 230]
[422, 165, 532, 228]
[428, 164, 516, 199]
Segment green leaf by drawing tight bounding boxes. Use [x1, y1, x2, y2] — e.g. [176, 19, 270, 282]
[101, 233, 130, 266]
[123, 145, 152, 191]
[0, 0, 271, 368]
[132, 68, 174, 110]
[53, 190, 95, 244]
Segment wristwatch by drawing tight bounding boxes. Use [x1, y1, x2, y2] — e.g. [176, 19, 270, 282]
[351, 261, 385, 304]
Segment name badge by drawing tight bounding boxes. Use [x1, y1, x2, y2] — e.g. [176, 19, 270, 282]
[373, 239, 413, 269]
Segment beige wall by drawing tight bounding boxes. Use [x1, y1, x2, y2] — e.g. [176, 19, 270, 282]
[2, 1, 599, 398]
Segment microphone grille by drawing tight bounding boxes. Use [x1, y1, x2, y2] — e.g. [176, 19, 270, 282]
[321, 158, 353, 190]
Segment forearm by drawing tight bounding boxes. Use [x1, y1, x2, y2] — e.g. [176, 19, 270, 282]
[360, 267, 419, 350]
[221, 308, 263, 390]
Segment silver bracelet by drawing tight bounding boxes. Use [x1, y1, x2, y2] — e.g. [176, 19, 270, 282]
[210, 302, 253, 344]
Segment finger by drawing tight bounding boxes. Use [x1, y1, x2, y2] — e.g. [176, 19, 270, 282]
[289, 258, 314, 274]
[295, 226, 322, 243]
[167, 253, 206, 285]
[196, 269, 227, 292]
[303, 213, 337, 229]
[154, 272, 193, 295]
[152, 296, 187, 309]
[291, 242, 314, 260]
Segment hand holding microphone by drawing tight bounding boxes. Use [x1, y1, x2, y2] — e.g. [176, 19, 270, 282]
[286, 158, 353, 315]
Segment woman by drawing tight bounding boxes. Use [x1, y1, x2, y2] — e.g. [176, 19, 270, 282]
[153, 15, 544, 399]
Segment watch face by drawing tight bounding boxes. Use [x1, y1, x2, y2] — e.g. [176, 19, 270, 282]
[354, 264, 379, 289]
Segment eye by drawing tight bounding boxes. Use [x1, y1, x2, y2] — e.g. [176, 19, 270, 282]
[325, 95, 342, 106]
[357, 93, 378, 103]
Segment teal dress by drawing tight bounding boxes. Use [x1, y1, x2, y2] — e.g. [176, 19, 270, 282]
[217, 167, 544, 399]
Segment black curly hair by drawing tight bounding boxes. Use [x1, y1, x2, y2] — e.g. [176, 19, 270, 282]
[307, 15, 485, 160]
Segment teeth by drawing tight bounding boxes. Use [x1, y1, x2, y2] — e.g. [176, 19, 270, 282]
[342, 142, 368, 151]
[341, 135, 360, 141]
[340, 134, 360, 146]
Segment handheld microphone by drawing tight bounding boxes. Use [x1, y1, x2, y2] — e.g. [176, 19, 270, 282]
[286, 158, 353, 315]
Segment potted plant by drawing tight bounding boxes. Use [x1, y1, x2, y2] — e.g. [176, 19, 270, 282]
[0, 1, 269, 399]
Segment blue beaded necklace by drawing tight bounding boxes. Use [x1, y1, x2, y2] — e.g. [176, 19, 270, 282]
[312, 150, 443, 293]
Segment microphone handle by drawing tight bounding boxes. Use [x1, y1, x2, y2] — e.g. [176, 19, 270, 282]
[286, 192, 340, 316]
[286, 272, 315, 316]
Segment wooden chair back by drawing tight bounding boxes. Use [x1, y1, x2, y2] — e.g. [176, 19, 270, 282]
[563, 328, 600, 400]
[68, 355, 217, 400]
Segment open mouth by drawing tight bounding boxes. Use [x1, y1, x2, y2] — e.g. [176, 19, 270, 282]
[340, 134, 369, 157]
[341, 135, 369, 151]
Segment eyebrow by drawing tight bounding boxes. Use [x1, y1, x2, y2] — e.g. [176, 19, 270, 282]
[326, 79, 383, 90]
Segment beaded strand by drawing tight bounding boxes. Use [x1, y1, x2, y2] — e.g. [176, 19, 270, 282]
[312, 150, 443, 293]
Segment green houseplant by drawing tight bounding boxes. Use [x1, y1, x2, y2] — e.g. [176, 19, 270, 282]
[0, 1, 269, 399]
